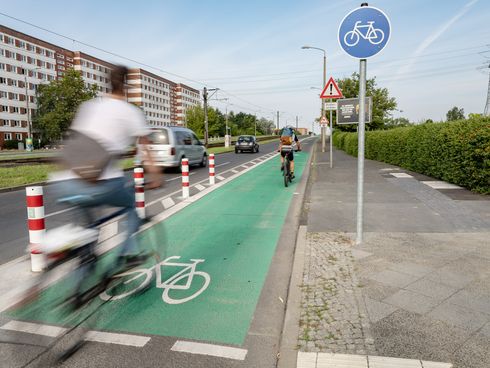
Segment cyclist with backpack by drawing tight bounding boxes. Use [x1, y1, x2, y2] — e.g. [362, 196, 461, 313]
[278, 126, 300, 179]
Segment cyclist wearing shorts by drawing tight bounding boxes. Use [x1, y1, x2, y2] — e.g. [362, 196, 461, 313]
[278, 127, 299, 179]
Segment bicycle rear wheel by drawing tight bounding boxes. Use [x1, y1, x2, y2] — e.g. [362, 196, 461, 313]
[283, 160, 289, 187]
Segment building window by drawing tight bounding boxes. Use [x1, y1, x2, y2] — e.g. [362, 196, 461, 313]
[0, 91, 6, 98]
[4, 133, 12, 140]
[15, 133, 22, 140]
[1, 105, 7, 112]
[11, 107, 19, 113]
[2, 119, 8, 126]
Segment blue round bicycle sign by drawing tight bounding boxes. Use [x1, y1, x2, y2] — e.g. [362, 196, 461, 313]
[338, 6, 391, 58]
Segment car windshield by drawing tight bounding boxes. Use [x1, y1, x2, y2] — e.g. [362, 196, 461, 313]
[238, 136, 253, 142]
[149, 130, 169, 144]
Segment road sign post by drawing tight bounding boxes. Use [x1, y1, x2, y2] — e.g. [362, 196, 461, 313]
[338, 3, 391, 245]
[320, 77, 343, 168]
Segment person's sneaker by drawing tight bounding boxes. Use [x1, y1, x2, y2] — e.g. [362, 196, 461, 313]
[280, 165, 284, 171]
[291, 172, 295, 179]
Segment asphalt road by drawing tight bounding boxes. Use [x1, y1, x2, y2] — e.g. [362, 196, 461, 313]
[0, 140, 286, 266]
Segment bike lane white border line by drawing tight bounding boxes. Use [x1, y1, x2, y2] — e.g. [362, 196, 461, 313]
[171, 340, 247, 361]
[0, 320, 150, 347]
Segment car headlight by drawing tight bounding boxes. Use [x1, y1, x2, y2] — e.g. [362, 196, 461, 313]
[249, 142, 253, 146]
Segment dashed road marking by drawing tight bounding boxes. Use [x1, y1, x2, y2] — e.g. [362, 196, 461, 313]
[161, 197, 175, 209]
[216, 175, 225, 181]
[231, 169, 239, 173]
[171, 340, 247, 361]
[195, 184, 206, 191]
[84, 331, 150, 347]
[422, 181, 463, 190]
[1, 320, 66, 338]
[391, 172, 413, 178]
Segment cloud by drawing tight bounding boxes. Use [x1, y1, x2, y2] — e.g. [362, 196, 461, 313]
[394, 0, 479, 80]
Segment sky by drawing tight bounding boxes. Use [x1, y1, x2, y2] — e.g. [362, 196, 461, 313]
[0, 0, 489, 133]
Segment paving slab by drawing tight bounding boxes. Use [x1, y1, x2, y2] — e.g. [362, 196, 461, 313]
[368, 270, 420, 289]
[427, 301, 490, 333]
[383, 290, 440, 315]
[405, 279, 457, 301]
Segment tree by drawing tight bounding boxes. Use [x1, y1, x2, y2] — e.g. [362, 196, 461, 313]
[384, 117, 411, 129]
[446, 106, 465, 121]
[185, 105, 225, 138]
[33, 69, 97, 142]
[336, 73, 397, 131]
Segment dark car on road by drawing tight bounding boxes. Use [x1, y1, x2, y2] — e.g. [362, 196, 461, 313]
[235, 135, 259, 153]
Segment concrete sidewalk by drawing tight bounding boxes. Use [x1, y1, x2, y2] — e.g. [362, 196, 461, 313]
[286, 140, 490, 368]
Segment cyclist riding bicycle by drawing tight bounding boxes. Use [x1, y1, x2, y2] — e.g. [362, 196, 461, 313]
[278, 126, 300, 179]
[53, 65, 163, 272]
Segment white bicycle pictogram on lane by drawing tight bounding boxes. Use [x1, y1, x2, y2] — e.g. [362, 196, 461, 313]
[100, 256, 211, 304]
[344, 21, 385, 46]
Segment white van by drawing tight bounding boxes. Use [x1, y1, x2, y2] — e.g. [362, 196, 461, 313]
[138, 127, 207, 168]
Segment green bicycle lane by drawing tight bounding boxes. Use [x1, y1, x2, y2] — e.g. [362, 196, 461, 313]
[9, 148, 310, 346]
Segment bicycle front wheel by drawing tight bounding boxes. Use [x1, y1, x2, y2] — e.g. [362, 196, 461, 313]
[162, 271, 211, 305]
[100, 268, 152, 301]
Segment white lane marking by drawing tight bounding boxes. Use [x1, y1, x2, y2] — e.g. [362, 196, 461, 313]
[215, 161, 230, 168]
[1, 320, 66, 338]
[422, 181, 463, 190]
[45, 206, 75, 219]
[195, 184, 206, 191]
[161, 197, 175, 209]
[166, 172, 196, 182]
[171, 340, 247, 361]
[391, 172, 413, 178]
[216, 175, 225, 181]
[84, 331, 150, 347]
[231, 169, 239, 173]
[98, 221, 118, 243]
[241, 165, 249, 169]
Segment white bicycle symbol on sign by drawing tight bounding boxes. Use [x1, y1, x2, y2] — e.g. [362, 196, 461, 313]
[344, 21, 385, 46]
[100, 256, 211, 304]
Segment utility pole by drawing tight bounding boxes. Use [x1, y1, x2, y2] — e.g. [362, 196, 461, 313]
[296, 115, 298, 130]
[203, 87, 219, 147]
[203, 87, 208, 146]
[484, 63, 490, 116]
[276, 111, 279, 131]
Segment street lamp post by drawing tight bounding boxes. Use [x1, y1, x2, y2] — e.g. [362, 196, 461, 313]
[302, 46, 326, 152]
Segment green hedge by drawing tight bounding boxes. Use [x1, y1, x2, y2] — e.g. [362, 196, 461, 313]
[333, 117, 490, 194]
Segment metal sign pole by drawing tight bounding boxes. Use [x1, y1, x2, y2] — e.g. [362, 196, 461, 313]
[356, 59, 367, 245]
[329, 98, 333, 168]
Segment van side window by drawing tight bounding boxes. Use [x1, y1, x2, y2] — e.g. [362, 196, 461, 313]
[183, 132, 192, 145]
[191, 134, 201, 145]
[175, 131, 185, 145]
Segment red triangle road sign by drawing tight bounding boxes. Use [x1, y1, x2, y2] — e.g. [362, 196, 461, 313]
[320, 77, 343, 99]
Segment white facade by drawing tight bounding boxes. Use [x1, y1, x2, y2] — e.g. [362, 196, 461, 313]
[73, 54, 112, 94]
[127, 70, 173, 127]
[0, 31, 57, 141]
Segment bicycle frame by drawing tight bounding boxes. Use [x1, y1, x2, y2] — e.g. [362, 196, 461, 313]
[155, 256, 204, 290]
[353, 21, 376, 39]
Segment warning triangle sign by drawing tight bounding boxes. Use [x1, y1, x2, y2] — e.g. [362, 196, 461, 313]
[320, 116, 329, 124]
[320, 77, 343, 99]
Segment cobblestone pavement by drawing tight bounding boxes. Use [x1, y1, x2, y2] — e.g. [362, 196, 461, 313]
[297, 232, 376, 355]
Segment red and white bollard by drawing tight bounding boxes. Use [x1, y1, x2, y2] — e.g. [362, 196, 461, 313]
[181, 158, 190, 199]
[209, 153, 215, 185]
[26, 186, 45, 272]
[134, 167, 145, 218]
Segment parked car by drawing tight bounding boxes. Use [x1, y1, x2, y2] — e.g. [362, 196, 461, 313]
[137, 126, 207, 169]
[235, 135, 259, 153]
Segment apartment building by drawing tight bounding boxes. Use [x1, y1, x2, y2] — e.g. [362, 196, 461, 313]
[0, 24, 201, 148]
[127, 68, 175, 127]
[0, 25, 60, 147]
[73, 51, 115, 94]
[175, 83, 200, 126]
